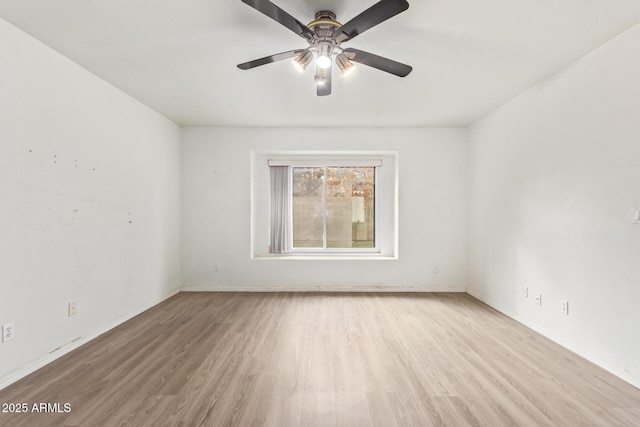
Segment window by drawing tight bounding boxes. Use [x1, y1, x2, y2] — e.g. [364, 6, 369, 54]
[292, 166, 376, 250]
[252, 152, 397, 259]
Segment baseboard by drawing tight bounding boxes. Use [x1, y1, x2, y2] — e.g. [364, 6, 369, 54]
[466, 288, 640, 390]
[180, 284, 466, 292]
[0, 287, 180, 391]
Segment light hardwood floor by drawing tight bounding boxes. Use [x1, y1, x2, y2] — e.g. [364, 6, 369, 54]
[1, 292, 639, 426]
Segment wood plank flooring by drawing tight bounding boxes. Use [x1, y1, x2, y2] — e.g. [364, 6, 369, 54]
[1, 292, 639, 426]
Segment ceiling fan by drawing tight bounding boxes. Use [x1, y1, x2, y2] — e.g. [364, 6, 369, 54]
[237, 0, 413, 96]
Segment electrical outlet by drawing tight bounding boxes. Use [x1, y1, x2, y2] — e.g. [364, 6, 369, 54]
[68, 301, 77, 316]
[433, 264, 439, 273]
[522, 286, 528, 298]
[561, 300, 569, 315]
[213, 264, 220, 272]
[535, 293, 542, 306]
[2, 322, 15, 342]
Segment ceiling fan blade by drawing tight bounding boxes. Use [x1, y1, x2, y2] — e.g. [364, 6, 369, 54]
[317, 65, 332, 96]
[241, 0, 315, 41]
[237, 50, 303, 70]
[333, 0, 409, 43]
[343, 48, 412, 77]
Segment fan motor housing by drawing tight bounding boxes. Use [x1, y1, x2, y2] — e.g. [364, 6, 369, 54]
[308, 11, 341, 39]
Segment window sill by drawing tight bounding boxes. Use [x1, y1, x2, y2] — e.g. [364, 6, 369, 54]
[251, 255, 398, 261]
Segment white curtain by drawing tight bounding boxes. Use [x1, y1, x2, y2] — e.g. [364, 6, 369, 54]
[269, 166, 290, 254]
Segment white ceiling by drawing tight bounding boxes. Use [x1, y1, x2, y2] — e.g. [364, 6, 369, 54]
[1, 0, 639, 127]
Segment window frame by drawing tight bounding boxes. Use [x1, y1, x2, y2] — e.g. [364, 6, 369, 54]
[252, 151, 398, 260]
[287, 164, 380, 254]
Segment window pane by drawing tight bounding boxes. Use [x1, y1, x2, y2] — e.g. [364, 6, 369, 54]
[326, 167, 375, 248]
[292, 167, 324, 248]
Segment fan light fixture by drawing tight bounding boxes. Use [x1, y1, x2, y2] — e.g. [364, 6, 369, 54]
[293, 49, 313, 72]
[336, 53, 355, 76]
[316, 44, 333, 69]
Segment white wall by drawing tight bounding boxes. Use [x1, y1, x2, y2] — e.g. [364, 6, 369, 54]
[0, 18, 181, 386]
[468, 23, 640, 387]
[182, 127, 468, 291]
